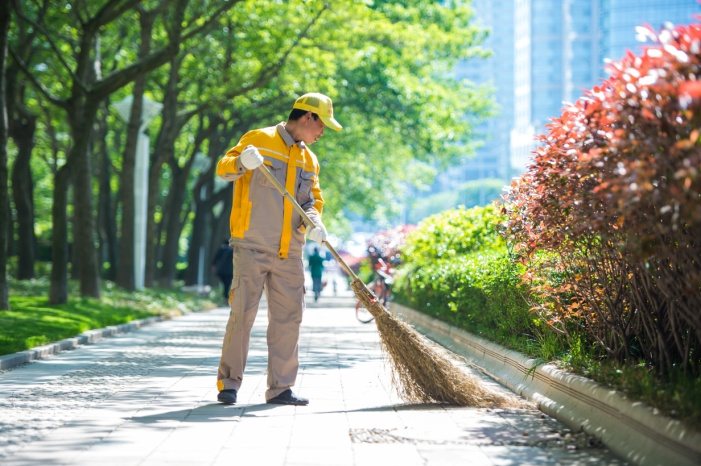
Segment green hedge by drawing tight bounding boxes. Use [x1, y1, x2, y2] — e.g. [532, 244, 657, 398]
[401, 204, 506, 260]
[393, 205, 562, 359]
[390, 204, 701, 429]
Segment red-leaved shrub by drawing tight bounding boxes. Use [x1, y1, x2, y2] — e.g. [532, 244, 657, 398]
[502, 21, 701, 377]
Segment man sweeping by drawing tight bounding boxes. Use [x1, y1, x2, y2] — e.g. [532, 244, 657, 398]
[214, 92, 342, 406]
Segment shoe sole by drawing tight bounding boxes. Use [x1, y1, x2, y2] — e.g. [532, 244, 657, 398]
[217, 396, 237, 405]
[266, 399, 308, 406]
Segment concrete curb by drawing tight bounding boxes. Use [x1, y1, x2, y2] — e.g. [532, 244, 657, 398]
[0, 316, 164, 371]
[392, 303, 701, 466]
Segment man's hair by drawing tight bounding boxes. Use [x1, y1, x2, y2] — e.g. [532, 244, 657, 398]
[288, 108, 319, 121]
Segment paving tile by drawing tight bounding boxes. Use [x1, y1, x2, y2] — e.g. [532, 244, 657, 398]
[213, 446, 286, 466]
[0, 291, 627, 465]
[417, 445, 493, 465]
[285, 447, 354, 465]
[351, 443, 425, 466]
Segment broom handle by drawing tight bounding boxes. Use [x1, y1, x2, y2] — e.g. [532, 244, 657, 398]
[258, 163, 361, 281]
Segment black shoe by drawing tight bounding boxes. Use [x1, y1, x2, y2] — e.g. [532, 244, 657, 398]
[266, 389, 309, 406]
[217, 389, 237, 404]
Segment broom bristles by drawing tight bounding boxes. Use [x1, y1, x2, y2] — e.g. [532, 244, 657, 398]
[351, 278, 523, 407]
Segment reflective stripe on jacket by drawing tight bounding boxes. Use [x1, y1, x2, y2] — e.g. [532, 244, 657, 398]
[216, 123, 324, 259]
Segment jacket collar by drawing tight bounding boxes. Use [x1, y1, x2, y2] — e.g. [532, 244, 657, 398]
[277, 122, 307, 151]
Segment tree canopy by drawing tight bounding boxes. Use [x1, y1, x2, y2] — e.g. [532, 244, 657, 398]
[3, 0, 492, 304]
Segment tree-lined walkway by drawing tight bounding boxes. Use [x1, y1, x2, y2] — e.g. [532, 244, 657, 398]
[0, 294, 625, 465]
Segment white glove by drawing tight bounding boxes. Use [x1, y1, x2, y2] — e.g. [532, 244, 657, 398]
[308, 223, 328, 244]
[239, 145, 263, 170]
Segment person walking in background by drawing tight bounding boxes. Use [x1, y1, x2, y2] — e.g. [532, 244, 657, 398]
[214, 92, 342, 406]
[211, 240, 234, 306]
[308, 247, 325, 302]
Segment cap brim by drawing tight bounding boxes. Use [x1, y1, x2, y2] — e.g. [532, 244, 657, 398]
[320, 115, 342, 131]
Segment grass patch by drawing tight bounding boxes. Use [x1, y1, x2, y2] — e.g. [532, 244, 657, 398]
[1, 277, 217, 356]
[563, 356, 701, 431]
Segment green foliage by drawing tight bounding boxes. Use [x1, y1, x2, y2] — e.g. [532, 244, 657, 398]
[357, 257, 375, 285]
[407, 178, 506, 224]
[394, 205, 550, 355]
[8, 0, 495, 297]
[402, 204, 506, 260]
[306, 0, 493, 222]
[583, 361, 701, 430]
[396, 248, 539, 349]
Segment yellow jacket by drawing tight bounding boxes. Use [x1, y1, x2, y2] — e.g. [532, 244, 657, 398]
[216, 123, 324, 259]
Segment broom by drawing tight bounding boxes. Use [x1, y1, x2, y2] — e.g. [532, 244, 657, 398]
[259, 163, 520, 407]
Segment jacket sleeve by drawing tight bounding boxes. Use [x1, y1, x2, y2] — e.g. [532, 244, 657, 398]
[301, 168, 325, 228]
[216, 132, 258, 182]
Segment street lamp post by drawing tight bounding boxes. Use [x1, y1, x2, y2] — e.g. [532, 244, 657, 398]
[114, 95, 163, 290]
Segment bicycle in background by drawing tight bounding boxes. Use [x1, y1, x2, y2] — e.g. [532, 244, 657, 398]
[355, 256, 396, 324]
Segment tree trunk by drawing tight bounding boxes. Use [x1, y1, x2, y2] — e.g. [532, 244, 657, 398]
[184, 179, 211, 286]
[10, 111, 36, 280]
[156, 111, 223, 287]
[184, 120, 231, 286]
[116, 90, 143, 291]
[0, 0, 12, 309]
[19, 0, 192, 302]
[199, 182, 232, 288]
[95, 105, 118, 281]
[49, 164, 71, 304]
[66, 98, 101, 299]
[208, 189, 232, 287]
[157, 163, 189, 288]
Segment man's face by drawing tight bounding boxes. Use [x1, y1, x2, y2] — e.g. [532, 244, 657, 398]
[299, 112, 326, 145]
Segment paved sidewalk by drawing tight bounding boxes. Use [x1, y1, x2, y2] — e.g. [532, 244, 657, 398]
[0, 291, 626, 465]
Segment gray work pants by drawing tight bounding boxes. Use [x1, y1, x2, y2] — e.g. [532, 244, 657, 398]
[217, 247, 305, 401]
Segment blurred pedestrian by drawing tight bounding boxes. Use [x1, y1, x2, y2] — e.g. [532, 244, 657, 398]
[211, 240, 234, 305]
[308, 247, 325, 302]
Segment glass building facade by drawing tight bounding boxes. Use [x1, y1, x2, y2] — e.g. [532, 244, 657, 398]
[600, 0, 700, 68]
[444, 0, 701, 187]
[448, 0, 515, 191]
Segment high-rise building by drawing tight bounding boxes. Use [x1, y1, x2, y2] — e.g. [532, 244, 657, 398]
[449, 0, 515, 191]
[600, 0, 700, 67]
[511, 0, 603, 170]
[447, 0, 701, 185]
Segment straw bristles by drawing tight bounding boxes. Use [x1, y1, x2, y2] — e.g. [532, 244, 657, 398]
[351, 278, 522, 407]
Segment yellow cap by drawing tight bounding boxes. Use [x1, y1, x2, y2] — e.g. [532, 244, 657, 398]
[292, 92, 342, 131]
